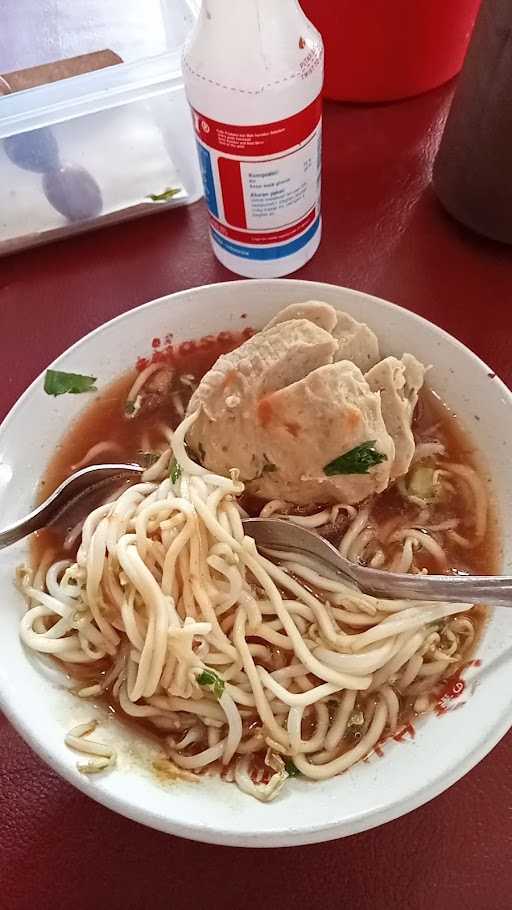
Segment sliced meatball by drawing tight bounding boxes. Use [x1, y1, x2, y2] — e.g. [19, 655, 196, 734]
[265, 300, 380, 372]
[248, 361, 395, 505]
[332, 311, 380, 371]
[186, 301, 425, 506]
[265, 300, 338, 334]
[365, 354, 425, 479]
[186, 319, 337, 482]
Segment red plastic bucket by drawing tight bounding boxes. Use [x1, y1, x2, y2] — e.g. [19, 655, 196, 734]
[300, 0, 482, 102]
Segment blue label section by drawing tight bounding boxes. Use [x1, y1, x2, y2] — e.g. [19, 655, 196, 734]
[196, 142, 218, 218]
[211, 216, 320, 261]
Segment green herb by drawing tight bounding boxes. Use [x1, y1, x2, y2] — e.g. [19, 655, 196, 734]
[44, 369, 97, 397]
[197, 669, 225, 700]
[138, 451, 160, 468]
[262, 454, 277, 473]
[324, 441, 387, 476]
[170, 459, 182, 484]
[146, 187, 180, 202]
[285, 759, 301, 777]
[124, 400, 136, 416]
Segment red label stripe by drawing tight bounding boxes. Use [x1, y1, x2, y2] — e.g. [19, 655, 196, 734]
[193, 96, 322, 157]
[217, 158, 247, 229]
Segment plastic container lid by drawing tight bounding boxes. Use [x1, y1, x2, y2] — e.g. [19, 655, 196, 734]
[0, 0, 197, 73]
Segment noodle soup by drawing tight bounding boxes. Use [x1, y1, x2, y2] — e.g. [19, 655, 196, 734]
[20, 303, 497, 800]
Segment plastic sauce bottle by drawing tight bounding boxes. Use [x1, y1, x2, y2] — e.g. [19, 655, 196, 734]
[182, 0, 323, 277]
[433, 0, 512, 244]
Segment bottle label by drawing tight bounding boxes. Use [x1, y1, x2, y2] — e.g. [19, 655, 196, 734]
[192, 96, 322, 261]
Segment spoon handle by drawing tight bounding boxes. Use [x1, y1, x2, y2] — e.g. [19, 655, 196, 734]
[347, 564, 512, 608]
[285, 538, 512, 608]
[242, 518, 512, 609]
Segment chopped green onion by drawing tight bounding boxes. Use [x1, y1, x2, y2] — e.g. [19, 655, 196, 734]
[44, 369, 97, 397]
[197, 669, 225, 700]
[284, 759, 301, 777]
[324, 441, 387, 476]
[146, 187, 180, 202]
[170, 459, 182, 484]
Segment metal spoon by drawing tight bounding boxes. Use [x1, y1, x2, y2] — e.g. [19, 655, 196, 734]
[0, 463, 142, 549]
[242, 517, 512, 608]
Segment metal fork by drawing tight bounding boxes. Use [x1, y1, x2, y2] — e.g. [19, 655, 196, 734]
[0, 463, 142, 549]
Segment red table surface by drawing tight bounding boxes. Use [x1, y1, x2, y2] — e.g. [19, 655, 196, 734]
[1, 89, 512, 910]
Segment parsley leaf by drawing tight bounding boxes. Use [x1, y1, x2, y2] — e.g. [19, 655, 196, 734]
[44, 369, 97, 397]
[146, 187, 180, 202]
[324, 441, 387, 476]
[285, 759, 301, 777]
[197, 669, 225, 700]
[170, 459, 182, 484]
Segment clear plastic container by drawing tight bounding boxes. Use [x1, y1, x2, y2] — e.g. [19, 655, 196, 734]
[0, 0, 202, 255]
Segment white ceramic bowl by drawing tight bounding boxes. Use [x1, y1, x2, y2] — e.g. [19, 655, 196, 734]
[1, 279, 512, 847]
